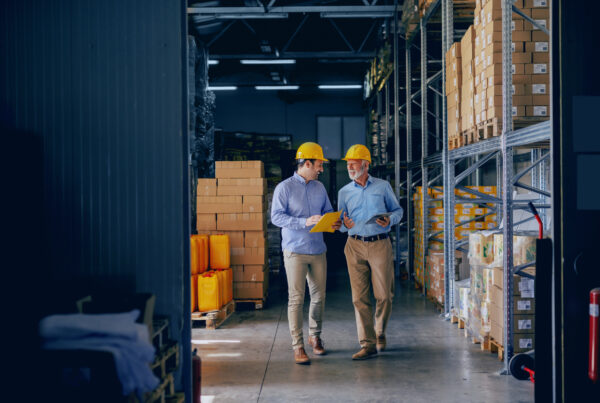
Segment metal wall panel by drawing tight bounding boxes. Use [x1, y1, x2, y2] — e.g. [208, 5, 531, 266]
[1, 0, 190, 396]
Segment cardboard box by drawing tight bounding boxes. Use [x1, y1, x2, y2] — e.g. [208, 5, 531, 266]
[447, 91, 461, 108]
[242, 195, 266, 213]
[532, 94, 550, 105]
[531, 7, 549, 18]
[531, 30, 548, 41]
[461, 26, 475, 65]
[532, 52, 549, 63]
[513, 95, 533, 106]
[490, 301, 503, 326]
[232, 265, 267, 282]
[525, 63, 548, 75]
[524, 18, 549, 31]
[512, 74, 531, 85]
[218, 213, 266, 231]
[231, 247, 267, 265]
[217, 178, 267, 196]
[525, 41, 549, 53]
[197, 179, 217, 197]
[233, 280, 268, 299]
[244, 230, 267, 248]
[526, 105, 549, 117]
[524, 0, 549, 8]
[513, 30, 532, 42]
[531, 74, 550, 85]
[490, 320, 503, 342]
[196, 214, 217, 231]
[208, 230, 244, 248]
[215, 160, 265, 179]
[514, 334, 535, 353]
[514, 314, 535, 334]
[197, 195, 243, 214]
[513, 52, 532, 64]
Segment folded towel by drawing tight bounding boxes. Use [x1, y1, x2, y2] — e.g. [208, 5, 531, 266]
[39, 309, 160, 396]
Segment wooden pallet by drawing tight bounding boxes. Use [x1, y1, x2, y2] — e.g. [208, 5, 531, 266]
[461, 126, 479, 146]
[165, 393, 185, 403]
[451, 315, 459, 324]
[191, 300, 235, 329]
[477, 118, 501, 139]
[458, 317, 466, 329]
[151, 340, 180, 379]
[235, 297, 267, 310]
[449, 135, 465, 150]
[490, 338, 504, 361]
[152, 317, 170, 350]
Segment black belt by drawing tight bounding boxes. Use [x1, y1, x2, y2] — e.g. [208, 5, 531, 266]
[350, 233, 388, 242]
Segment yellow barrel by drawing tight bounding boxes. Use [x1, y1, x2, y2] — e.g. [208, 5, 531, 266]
[191, 274, 198, 312]
[190, 237, 199, 275]
[209, 234, 230, 269]
[198, 235, 209, 274]
[198, 271, 221, 312]
[217, 268, 233, 305]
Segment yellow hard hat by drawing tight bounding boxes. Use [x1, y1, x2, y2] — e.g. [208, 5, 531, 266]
[342, 144, 371, 163]
[295, 142, 329, 162]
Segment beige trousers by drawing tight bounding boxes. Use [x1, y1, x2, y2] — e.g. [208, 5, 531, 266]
[344, 237, 395, 348]
[283, 250, 327, 348]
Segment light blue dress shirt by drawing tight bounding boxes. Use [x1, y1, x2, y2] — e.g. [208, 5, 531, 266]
[271, 172, 334, 255]
[338, 175, 403, 236]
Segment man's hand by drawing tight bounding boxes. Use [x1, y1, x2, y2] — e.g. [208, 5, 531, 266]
[305, 215, 322, 227]
[343, 212, 355, 229]
[376, 216, 390, 227]
[331, 219, 342, 231]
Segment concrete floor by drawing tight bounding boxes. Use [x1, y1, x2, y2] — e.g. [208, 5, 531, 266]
[193, 272, 534, 403]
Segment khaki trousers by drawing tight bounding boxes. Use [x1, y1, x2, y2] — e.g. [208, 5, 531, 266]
[344, 237, 395, 348]
[283, 250, 327, 348]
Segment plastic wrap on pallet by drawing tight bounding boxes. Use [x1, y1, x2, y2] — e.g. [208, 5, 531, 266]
[452, 278, 470, 319]
[467, 264, 492, 340]
[491, 232, 538, 267]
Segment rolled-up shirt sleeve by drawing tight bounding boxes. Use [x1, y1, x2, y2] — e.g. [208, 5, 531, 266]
[270, 183, 307, 230]
[384, 182, 403, 227]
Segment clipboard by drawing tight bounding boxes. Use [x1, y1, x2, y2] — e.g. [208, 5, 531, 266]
[365, 212, 392, 225]
[309, 211, 343, 233]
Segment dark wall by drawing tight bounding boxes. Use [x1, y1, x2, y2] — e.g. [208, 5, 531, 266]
[213, 88, 365, 147]
[1, 0, 190, 398]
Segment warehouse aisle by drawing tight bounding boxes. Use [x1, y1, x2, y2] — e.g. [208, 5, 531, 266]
[193, 273, 533, 403]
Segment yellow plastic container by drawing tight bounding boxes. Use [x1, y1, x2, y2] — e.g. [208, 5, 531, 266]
[197, 234, 209, 274]
[191, 274, 198, 312]
[190, 237, 199, 275]
[209, 234, 230, 270]
[198, 271, 221, 312]
[213, 269, 226, 308]
[217, 268, 233, 305]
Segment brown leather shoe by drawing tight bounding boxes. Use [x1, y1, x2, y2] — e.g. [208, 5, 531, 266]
[294, 347, 310, 365]
[308, 336, 326, 355]
[376, 334, 386, 352]
[352, 346, 378, 360]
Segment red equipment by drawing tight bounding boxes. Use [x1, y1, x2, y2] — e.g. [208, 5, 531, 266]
[590, 288, 600, 383]
[193, 348, 202, 402]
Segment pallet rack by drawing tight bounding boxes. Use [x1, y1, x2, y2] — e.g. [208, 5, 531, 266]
[366, 0, 551, 375]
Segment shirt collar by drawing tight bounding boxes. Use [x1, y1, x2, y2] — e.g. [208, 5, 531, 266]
[353, 174, 374, 188]
[293, 172, 307, 184]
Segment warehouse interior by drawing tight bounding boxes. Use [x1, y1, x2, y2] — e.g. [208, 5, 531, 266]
[2, 0, 600, 402]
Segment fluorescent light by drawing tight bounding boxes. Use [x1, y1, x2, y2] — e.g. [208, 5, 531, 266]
[207, 86, 237, 91]
[319, 84, 363, 90]
[255, 85, 299, 90]
[208, 60, 219, 65]
[216, 13, 288, 19]
[320, 12, 393, 18]
[240, 59, 296, 65]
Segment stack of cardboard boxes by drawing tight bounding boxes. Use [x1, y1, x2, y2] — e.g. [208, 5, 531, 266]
[196, 161, 269, 301]
[446, 42, 462, 148]
[413, 186, 498, 287]
[468, 231, 537, 350]
[447, 0, 551, 147]
[474, 0, 550, 126]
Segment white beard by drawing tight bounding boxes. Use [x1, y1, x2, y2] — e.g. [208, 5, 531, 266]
[348, 166, 365, 180]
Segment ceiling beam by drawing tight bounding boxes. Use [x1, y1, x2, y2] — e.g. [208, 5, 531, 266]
[209, 51, 375, 60]
[188, 5, 396, 17]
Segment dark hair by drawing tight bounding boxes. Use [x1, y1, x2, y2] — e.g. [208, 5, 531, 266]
[296, 158, 316, 170]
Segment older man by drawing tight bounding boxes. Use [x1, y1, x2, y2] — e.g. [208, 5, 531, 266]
[337, 144, 403, 360]
[271, 142, 341, 365]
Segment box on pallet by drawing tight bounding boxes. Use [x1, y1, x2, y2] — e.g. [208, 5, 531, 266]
[197, 195, 243, 214]
[217, 213, 266, 231]
[234, 277, 269, 299]
[217, 178, 267, 196]
[197, 179, 217, 197]
[215, 160, 265, 179]
[232, 265, 268, 282]
[231, 247, 267, 265]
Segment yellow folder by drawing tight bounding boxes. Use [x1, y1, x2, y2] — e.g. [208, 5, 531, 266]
[309, 211, 343, 233]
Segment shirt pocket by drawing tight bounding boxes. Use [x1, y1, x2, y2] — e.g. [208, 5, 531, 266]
[367, 194, 386, 216]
